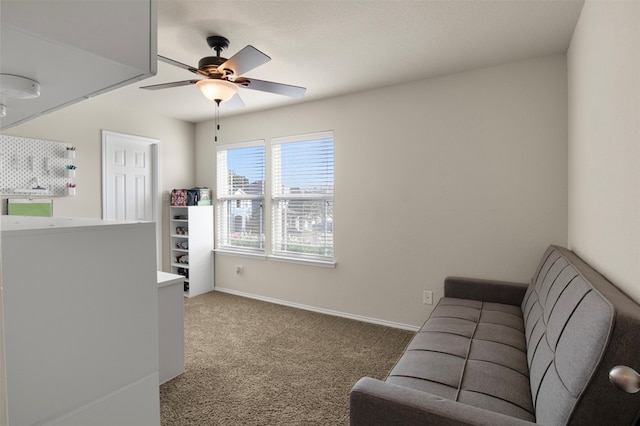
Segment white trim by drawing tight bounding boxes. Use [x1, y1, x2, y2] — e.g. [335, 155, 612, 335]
[215, 139, 265, 150]
[101, 130, 162, 268]
[154, 142, 162, 267]
[272, 193, 332, 201]
[214, 249, 267, 260]
[271, 130, 334, 145]
[39, 372, 159, 426]
[213, 250, 335, 268]
[214, 287, 419, 332]
[267, 255, 336, 268]
[218, 194, 264, 201]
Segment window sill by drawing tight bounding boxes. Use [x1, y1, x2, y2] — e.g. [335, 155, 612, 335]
[213, 249, 336, 268]
[267, 255, 336, 268]
[213, 249, 267, 260]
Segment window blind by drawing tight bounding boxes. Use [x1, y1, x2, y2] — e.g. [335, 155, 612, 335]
[216, 141, 266, 252]
[271, 131, 334, 261]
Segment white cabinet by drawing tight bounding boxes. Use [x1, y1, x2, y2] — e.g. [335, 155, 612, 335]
[157, 271, 185, 384]
[170, 206, 214, 297]
[1, 216, 160, 425]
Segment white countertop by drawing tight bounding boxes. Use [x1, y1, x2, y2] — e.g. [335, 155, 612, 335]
[157, 271, 184, 289]
[1, 215, 150, 235]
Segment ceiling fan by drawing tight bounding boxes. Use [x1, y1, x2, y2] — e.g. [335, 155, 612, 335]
[140, 35, 306, 108]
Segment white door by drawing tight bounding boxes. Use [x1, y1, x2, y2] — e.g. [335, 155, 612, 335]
[102, 130, 161, 265]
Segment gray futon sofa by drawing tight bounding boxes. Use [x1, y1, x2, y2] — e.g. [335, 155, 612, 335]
[350, 245, 640, 425]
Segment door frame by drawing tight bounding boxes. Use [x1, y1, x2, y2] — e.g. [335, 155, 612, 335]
[101, 130, 162, 268]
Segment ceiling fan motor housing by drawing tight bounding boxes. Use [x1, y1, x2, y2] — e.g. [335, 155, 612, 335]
[198, 56, 227, 74]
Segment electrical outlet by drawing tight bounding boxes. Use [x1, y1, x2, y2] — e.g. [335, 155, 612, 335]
[423, 290, 433, 305]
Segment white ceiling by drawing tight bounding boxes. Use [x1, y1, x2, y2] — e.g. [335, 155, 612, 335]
[101, 0, 585, 124]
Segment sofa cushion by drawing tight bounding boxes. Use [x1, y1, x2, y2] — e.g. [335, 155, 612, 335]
[522, 246, 614, 425]
[386, 297, 535, 422]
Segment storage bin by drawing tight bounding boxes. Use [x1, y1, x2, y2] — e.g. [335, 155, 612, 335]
[171, 189, 187, 206]
[187, 187, 211, 205]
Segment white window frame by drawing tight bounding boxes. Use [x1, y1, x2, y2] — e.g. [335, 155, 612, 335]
[215, 140, 266, 256]
[270, 131, 335, 266]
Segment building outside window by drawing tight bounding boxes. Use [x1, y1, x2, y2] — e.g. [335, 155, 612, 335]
[216, 141, 265, 253]
[271, 131, 334, 263]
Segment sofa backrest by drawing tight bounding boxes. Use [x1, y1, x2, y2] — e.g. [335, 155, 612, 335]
[522, 245, 640, 425]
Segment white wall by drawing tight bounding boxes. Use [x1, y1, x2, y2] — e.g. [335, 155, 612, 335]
[568, 0, 640, 303]
[1, 96, 196, 270]
[196, 55, 569, 327]
[0, 243, 5, 425]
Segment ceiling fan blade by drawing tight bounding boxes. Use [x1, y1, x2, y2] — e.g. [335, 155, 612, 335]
[140, 80, 199, 90]
[224, 93, 245, 109]
[235, 77, 306, 98]
[158, 55, 208, 77]
[218, 45, 271, 77]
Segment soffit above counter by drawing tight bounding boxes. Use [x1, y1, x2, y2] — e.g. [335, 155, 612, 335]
[0, 0, 157, 131]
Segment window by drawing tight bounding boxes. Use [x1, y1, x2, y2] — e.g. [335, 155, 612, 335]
[271, 131, 334, 263]
[216, 141, 265, 253]
[215, 132, 335, 266]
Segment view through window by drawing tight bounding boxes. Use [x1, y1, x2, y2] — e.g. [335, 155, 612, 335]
[272, 131, 334, 261]
[216, 131, 334, 263]
[216, 141, 265, 252]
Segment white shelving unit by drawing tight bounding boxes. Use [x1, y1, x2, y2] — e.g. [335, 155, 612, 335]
[170, 205, 214, 297]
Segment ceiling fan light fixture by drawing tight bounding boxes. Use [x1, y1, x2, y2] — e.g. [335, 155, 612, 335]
[196, 79, 237, 103]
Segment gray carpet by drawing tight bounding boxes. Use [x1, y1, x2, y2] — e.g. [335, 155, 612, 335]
[160, 291, 415, 425]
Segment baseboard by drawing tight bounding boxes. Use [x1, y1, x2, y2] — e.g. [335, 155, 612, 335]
[214, 287, 420, 332]
[44, 373, 160, 426]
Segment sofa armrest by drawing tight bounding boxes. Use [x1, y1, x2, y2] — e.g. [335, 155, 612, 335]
[350, 377, 535, 426]
[444, 277, 529, 306]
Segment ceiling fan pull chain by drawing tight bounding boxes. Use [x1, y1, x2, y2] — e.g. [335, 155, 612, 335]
[214, 99, 221, 142]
